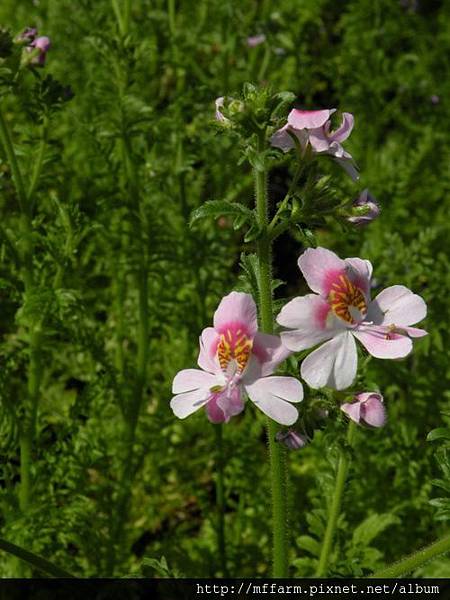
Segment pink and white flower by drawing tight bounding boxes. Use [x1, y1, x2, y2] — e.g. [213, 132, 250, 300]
[28, 35, 51, 65]
[341, 392, 386, 428]
[271, 108, 358, 180]
[171, 292, 303, 425]
[277, 247, 427, 390]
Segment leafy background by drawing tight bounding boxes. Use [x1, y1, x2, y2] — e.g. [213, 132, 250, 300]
[0, 0, 449, 577]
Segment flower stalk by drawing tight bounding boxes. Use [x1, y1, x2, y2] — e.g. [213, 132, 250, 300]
[215, 425, 228, 576]
[370, 533, 450, 578]
[0, 104, 43, 511]
[254, 130, 289, 577]
[316, 420, 356, 576]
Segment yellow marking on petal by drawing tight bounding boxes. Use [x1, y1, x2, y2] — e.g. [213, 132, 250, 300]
[328, 274, 367, 324]
[210, 385, 223, 393]
[217, 329, 253, 373]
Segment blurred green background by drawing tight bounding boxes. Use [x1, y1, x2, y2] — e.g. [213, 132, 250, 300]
[0, 0, 449, 578]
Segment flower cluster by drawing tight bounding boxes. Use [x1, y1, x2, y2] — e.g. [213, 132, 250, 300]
[17, 26, 51, 66]
[171, 107, 428, 433]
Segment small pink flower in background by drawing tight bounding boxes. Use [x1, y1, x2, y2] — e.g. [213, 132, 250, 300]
[171, 292, 303, 425]
[29, 36, 51, 65]
[271, 108, 358, 180]
[341, 392, 386, 428]
[347, 189, 380, 226]
[275, 429, 308, 450]
[17, 27, 38, 42]
[215, 97, 228, 123]
[276, 247, 427, 390]
[247, 34, 266, 48]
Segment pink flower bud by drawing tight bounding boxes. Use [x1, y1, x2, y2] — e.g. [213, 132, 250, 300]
[347, 189, 380, 226]
[341, 392, 386, 428]
[275, 429, 308, 450]
[17, 27, 38, 42]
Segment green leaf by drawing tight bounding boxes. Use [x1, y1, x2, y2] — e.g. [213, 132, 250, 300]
[427, 428, 450, 442]
[244, 221, 263, 242]
[190, 200, 252, 226]
[352, 513, 400, 547]
[297, 535, 321, 557]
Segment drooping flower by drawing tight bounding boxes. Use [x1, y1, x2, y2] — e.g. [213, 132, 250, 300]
[270, 108, 358, 180]
[341, 392, 386, 428]
[29, 36, 51, 65]
[171, 292, 303, 425]
[276, 247, 427, 390]
[247, 34, 266, 48]
[275, 429, 308, 450]
[347, 189, 380, 226]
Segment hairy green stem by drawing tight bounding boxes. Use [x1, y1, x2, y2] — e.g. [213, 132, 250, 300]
[0, 105, 28, 214]
[27, 118, 48, 206]
[254, 131, 288, 577]
[0, 105, 43, 512]
[316, 420, 356, 577]
[0, 537, 75, 578]
[370, 533, 450, 578]
[215, 425, 227, 576]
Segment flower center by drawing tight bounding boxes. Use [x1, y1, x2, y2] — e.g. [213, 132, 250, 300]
[328, 274, 367, 324]
[217, 328, 253, 374]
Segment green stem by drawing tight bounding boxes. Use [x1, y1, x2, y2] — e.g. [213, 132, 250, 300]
[254, 131, 288, 578]
[370, 533, 450, 578]
[27, 118, 48, 206]
[316, 420, 356, 577]
[0, 537, 75, 578]
[168, 0, 176, 37]
[215, 425, 227, 576]
[0, 105, 43, 512]
[0, 105, 28, 214]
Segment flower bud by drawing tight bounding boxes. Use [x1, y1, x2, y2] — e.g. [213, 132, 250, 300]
[275, 429, 308, 450]
[16, 27, 38, 43]
[347, 189, 380, 226]
[341, 392, 386, 428]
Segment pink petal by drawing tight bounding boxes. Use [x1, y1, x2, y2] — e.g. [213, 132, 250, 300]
[170, 388, 212, 419]
[330, 112, 354, 143]
[270, 125, 308, 152]
[361, 394, 386, 427]
[206, 387, 245, 423]
[399, 326, 428, 338]
[205, 394, 227, 423]
[344, 257, 373, 298]
[252, 332, 291, 377]
[172, 368, 218, 394]
[213, 291, 258, 337]
[216, 386, 245, 420]
[369, 285, 427, 327]
[298, 247, 346, 296]
[300, 331, 357, 390]
[334, 156, 359, 181]
[353, 328, 412, 359]
[287, 108, 335, 130]
[277, 294, 342, 351]
[341, 401, 362, 423]
[245, 376, 303, 426]
[197, 327, 220, 373]
[308, 127, 331, 153]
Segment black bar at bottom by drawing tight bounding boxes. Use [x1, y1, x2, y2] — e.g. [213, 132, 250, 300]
[0, 578, 448, 600]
